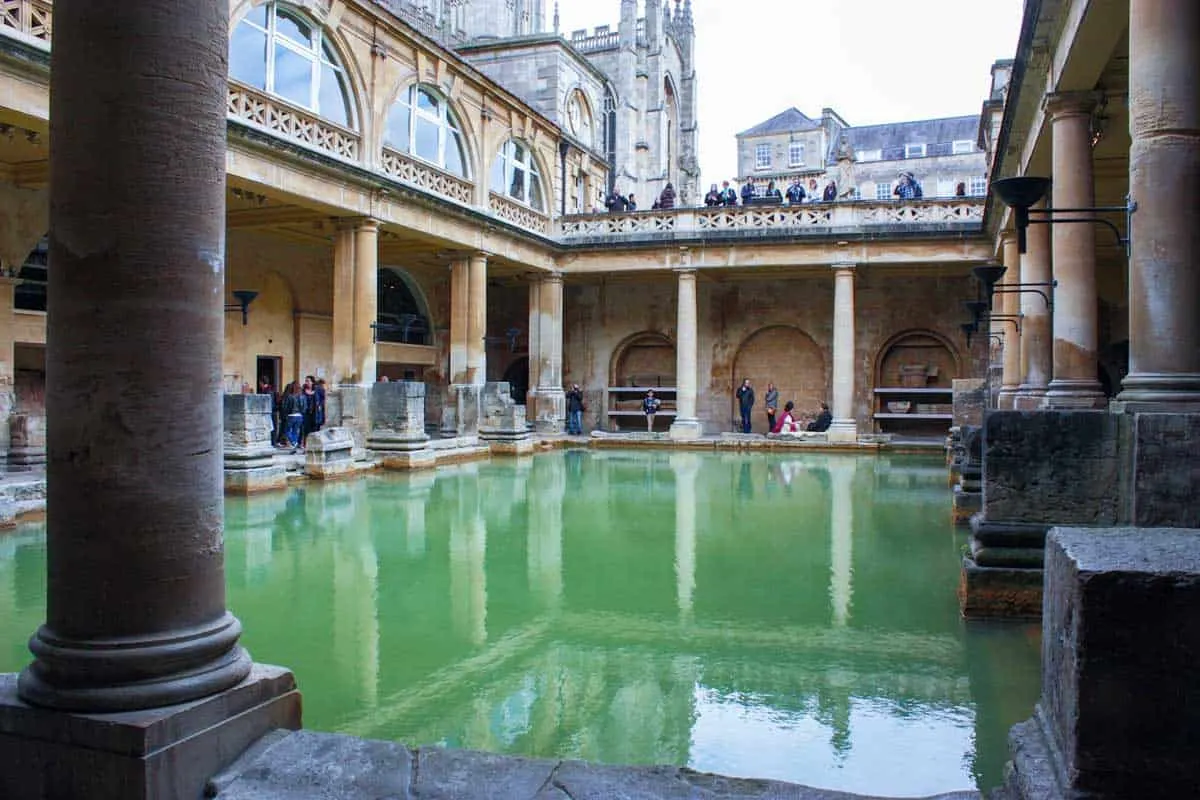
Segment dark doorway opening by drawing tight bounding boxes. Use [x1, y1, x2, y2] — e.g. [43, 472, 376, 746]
[257, 356, 282, 393]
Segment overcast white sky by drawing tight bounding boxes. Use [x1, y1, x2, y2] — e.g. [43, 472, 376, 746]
[551, 0, 1026, 182]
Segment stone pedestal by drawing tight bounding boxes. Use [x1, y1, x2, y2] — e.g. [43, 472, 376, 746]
[336, 385, 371, 461]
[951, 424, 982, 525]
[1002, 527, 1200, 799]
[369, 381, 434, 470]
[6, 412, 45, 472]
[479, 381, 533, 456]
[223, 394, 284, 495]
[0, 665, 300, 800]
[304, 427, 357, 480]
[450, 383, 481, 437]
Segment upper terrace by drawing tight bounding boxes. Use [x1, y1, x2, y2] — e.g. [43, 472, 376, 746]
[0, 0, 985, 261]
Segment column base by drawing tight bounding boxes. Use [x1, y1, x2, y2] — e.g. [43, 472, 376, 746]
[1012, 386, 1048, 410]
[668, 418, 703, 440]
[1043, 379, 1107, 409]
[958, 555, 1044, 620]
[530, 387, 565, 434]
[1115, 372, 1200, 412]
[0, 663, 301, 800]
[997, 387, 1021, 410]
[826, 419, 857, 443]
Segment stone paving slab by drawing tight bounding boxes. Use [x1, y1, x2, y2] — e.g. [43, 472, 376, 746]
[209, 730, 981, 800]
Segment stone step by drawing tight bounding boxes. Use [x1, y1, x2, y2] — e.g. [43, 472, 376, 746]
[207, 729, 982, 800]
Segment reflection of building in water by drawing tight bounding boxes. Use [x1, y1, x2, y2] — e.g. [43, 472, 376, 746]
[332, 481, 381, 705]
[527, 455, 564, 610]
[450, 467, 489, 646]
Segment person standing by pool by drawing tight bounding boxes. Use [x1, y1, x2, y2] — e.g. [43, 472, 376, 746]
[736, 378, 755, 433]
[642, 389, 661, 433]
[764, 382, 779, 433]
[565, 383, 585, 435]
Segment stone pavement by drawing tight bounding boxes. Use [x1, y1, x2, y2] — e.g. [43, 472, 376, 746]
[208, 729, 980, 800]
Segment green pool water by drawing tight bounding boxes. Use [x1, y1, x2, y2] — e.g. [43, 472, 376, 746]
[0, 450, 1040, 796]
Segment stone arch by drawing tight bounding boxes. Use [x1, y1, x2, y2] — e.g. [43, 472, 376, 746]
[609, 331, 675, 387]
[874, 329, 962, 389]
[732, 326, 826, 433]
[377, 266, 434, 344]
[228, 0, 368, 135]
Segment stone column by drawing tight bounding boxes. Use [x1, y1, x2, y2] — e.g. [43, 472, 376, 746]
[331, 222, 356, 386]
[466, 252, 488, 385]
[0, 277, 15, 461]
[1117, 0, 1200, 410]
[12, 0, 254, 713]
[531, 273, 565, 432]
[449, 258, 469, 385]
[998, 232, 1023, 409]
[525, 276, 541, 411]
[1044, 92, 1106, 409]
[828, 263, 858, 442]
[1016, 199, 1053, 409]
[669, 268, 702, 439]
[352, 218, 379, 385]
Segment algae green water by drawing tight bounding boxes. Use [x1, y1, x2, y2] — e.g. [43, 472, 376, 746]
[0, 450, 1039, 796]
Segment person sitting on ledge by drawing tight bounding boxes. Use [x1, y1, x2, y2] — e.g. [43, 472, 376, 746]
[772, 400, 799, 434]
[806, 402, 833, 432]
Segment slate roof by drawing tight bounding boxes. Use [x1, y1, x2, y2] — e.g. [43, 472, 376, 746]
[736, 107, 821, 138]
[835, 114, 980, 163]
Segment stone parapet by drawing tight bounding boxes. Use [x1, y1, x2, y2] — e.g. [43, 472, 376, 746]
[1002, 527, 1200, 798]
[223, 394, 284, 495]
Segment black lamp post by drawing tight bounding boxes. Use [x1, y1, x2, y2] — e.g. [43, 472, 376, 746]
[990, 175, 1135, 257]
[971, 263, 1057, 311]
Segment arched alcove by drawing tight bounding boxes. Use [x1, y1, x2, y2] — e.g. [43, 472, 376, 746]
[874, 329, 961, 389]
[377, 267, 432, 345]
[732, 326, 826, 433]
[610, 331, 675, 387]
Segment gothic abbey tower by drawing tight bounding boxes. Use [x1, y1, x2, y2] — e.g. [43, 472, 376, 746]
[390, 0, 700, 207]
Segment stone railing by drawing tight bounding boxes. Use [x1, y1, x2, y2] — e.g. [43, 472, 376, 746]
[559, 199, 984, 239]
[0, 0, 51, 46]
[489, 192, 551, 234]
[228, 81, 361, 162]
[570, 29, 619, 53]
[381, 147, 473, 205]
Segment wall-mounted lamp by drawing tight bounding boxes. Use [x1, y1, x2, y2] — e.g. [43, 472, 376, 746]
[972, 263, 1056, 310]
[960, 321, 1006, 349]
[225, 290, 258, 326]
[990, 176, 1135, 257]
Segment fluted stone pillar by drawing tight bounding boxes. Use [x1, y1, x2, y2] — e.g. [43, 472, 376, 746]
[449, 258, 469, 385]
[530, 273, 565, 432]
[352, 219, 379, 385]
[1117, 0, 1200, 410]
[828, 263, 858, 442]
[15, 0, 254, 713]
[998, 233, 1023, 409]
[466, 252, 488, 385]
[331, 222, 356, 386]
[1016, 200, 1053, 409]
[1044, 92, 1106, 409]
[669, 268, 702, 439]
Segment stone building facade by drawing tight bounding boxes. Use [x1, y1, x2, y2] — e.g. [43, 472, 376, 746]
[736, 108, 989, 202]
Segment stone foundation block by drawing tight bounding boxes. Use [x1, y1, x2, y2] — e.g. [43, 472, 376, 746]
[1002, 527, 1200, 798]
[958, 556, 1043, 619]
[368, 381, 431, 456]
[304, 427, 357, 480]
[7, 412, 45, 471]
[0, 664, 301, 800]
[1129, 413, 1200, 528]
[378, 450, 437, 470]
[450, 384, 481, 437]
[223, 394, 284, 494]
[952, 378, 987, 427]
[486, 438, 535, 456]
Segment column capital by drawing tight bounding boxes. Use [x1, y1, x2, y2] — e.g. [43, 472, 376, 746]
[672, 266, 697, 277]
[831, 262, 856, 273]
[336, 215, 380, 232]
[536, 270, 564, 285]
[998, 229, 1017, 248]
[1043, 90, 1101, 120]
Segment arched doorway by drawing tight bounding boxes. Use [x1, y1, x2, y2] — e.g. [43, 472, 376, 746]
[609, 332, 676, 431]
[732, 326, 826, 434]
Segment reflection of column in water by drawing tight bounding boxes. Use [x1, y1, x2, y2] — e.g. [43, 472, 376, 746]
[332, 493, 380, 705]
[527, 455, 564, 610]
[671, 453, 701, 623]
[829, 459, 854, 627]
[405, 496, 426, 558]
[450, 486, 488, 647]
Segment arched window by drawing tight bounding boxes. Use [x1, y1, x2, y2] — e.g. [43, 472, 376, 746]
[376, 268, 430, 345]
[384, 85, 468, 177]
[230, 2, 355, 129]
[491, 139, 545, 211]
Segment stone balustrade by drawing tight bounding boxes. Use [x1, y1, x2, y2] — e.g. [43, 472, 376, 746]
[559, 198, 985, 242]
[228, 81, 361, 162]
[381, 147, 474, 205]
[0, 0, 51, 47]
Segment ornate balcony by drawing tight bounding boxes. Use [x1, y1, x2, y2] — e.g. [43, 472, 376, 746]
[228, 81, 360, 163]
[558, 199, 985, 242]
[0, 0, 50, 46]
[381, 148, 473, 205]
[489, 192, 550, 234]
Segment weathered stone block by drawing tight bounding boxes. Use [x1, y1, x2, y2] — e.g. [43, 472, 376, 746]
[336, 385, 370, 461]
[1003, 527, 1200, 798]
[479, 382, 532, 456]
[958, 557, 1043, 619]
[304, 427, 357, 480]
[952, 378, 987, 427]
[223, 395, 284, 495]
[983, 411, 1130, 525]
[7, 412, 45, 471]
[368, 381, 429, 453]
[450, 384, 481, 436]
[1130, 413, 1200, 528]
